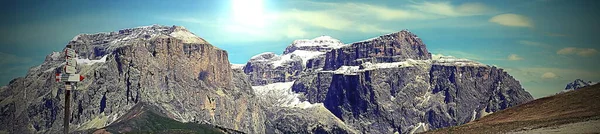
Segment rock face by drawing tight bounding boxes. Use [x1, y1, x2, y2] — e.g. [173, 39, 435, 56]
[565, 79, 595, 91]
[244, 30, 534, 133]
[0, 25, 265, 133]
[323, 30, 431, 71]
[243, 36, 344, 86]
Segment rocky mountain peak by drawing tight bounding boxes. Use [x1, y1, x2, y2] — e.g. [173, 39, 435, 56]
[565, 79, 595, 91]
[249, 52, 279, 62]
[284, 35, 345, 54]
[323, 29, 431, 70]
[68, 25, 211, 60]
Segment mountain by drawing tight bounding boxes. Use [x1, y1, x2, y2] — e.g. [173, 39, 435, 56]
[0, 25, 267, 133]
[0, 25, 533, 134]
[565, 79, 595, 91]
[424, 83, 600, 134]
[242, 30, 534, 133]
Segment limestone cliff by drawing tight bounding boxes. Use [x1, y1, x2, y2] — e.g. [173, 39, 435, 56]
[0, 25, 265, 133]
[244, 30, 534, 134]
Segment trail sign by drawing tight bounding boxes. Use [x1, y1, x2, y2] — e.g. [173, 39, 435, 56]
[56, 46, 85, 134]
[55, 73, 85, 82]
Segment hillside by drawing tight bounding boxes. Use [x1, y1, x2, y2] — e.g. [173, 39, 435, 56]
[424, 84, 600, 133]
[90, 103, 236, 134]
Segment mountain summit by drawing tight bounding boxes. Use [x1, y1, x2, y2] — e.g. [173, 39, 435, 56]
[565, 79, 595, 91]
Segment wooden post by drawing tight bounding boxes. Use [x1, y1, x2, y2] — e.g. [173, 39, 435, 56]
[64, 83, 71, 134]
[58, 46, 83, 134]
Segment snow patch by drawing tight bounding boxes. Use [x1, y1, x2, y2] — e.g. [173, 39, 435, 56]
[230, 64, 245, 70]
[432, 54, 487, 67]
[250, 52, 277, 61]
[291, 35, 345, 49]
[288, 50, 325, 66]
[50, 52, 61, 60]
[249, 50, 325, 68]
[323, 60, 430, 75]
[362, 59, 430, 70]
[470, 110, 477, 121]
[76, 55, 108, 65]
[71, 34, 83, 42]
[169, 30, 205, 44]
[252, 82, 319, 109]
[409, 122, 428, 134]
[326, 66, 360, 75]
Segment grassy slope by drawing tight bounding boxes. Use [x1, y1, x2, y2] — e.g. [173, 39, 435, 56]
[91, 103, 230, 134]
[423, 84, 600, 134]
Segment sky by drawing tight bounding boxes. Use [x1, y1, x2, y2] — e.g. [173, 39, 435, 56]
[0, 0, 599, 98]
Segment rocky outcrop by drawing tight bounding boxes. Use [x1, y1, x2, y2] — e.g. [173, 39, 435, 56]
[245, 30, 533, 133]
[323, 30, 431, 71]
[283, 36, 345, 54]
[305, 61, 533, 133]
[565, 79, 595, 91]
[0, 25, 265, 133]
[243, 36, 345, 86]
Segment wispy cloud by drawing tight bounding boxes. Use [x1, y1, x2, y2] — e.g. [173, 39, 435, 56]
[508, 54, 524, 61]
[518, 40, 549, 47]
[557, 47, 598, 57]
[541, 72, 558, 79]
[489, 14, 533, 27]
[168, 1, 496, 43]
[409, 2, 494, 17]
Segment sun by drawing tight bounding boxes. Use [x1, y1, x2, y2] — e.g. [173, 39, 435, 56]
[231, 0, 265, 27]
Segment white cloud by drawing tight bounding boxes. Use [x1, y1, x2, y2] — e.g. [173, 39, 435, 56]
[489, 14, 533, 27]
[281, 9, 354, 31]
[508, 54, 523, 61]
[410, 2, 494, 17]
[557, 47, 598, 57]
[518, 40, 548, 47]
[577, 49, 599, 57]
[541, 72, 558, 79]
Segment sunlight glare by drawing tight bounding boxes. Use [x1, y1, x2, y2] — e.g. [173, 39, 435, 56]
[231, 0, 265, 27]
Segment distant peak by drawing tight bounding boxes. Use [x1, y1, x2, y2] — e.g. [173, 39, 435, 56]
[565, 79, 593, 91]
[291, 35, 344, 48]
[250, 52, 278, 61]
[313, 35, 336, 40]
[352, 29, 419, 44]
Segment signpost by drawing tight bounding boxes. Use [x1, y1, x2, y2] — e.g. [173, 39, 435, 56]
[55, 45, 84, 134]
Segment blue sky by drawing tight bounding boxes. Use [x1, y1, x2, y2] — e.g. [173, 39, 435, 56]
[1, 0, 599, 98]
